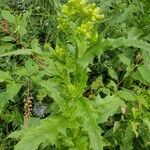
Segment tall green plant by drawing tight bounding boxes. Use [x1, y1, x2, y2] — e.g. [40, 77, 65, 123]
[0, 0, 149, 149]
[4, 0, 121, 149]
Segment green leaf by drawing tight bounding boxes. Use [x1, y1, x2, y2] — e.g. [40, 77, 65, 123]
[31, 39, 42, 54]
[75, 37, 89, 58]
[0, 92, 7, 114]
[0, 70, 12, 82]
[76, 67, 88, 95]
[0, 82, 22, 113]
[77, 97, 104, 150]
[143, 118, 150, 132]
[0, 43, 14, 54]
[127, 27, 142, 40]
[1, 10, 16, 23]
[130, 121, 139, 137]
[17, 27, 27, 36]
[118, 54, 131, 66]
[138, 64, 150, 83]
[108, 67, 118, 80]
[14, 67, 28, 77]
[123, 66, 133, 79]
[5, 82, 22, 102]
[95, 95, 121, 123]
[111, 4, 140, 24]
[116, 89, 135, 101]
[108, 37, 150, 55]
[79, 38, 106, 68]
[25, 59, 39, 75]
[73, 136, 88, 150]
[91, 76, 103, 91]
[121, 123, 133, 150]
[16, 11, 31, 36]
[0, 49, 32, 57]
[39, 80, 62, 101]
[131, 70, 146, 84]
[10, 116, 68, 150]
[1, 36, 14, 42]
[113, 121, 120, 133]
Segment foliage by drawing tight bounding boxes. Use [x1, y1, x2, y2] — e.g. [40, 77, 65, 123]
[0, 0, 150, 150]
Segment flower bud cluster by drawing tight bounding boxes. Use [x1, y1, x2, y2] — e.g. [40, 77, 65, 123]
[55, 46, 65, 58]
[77, 21, 93, 39]
[57, 0, 104, 40]
[83, 3, 104, 21]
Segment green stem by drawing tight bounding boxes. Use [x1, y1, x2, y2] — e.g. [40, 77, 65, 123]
[74, 37, 79, 85]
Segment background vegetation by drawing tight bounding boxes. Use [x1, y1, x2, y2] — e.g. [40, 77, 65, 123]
[0, 0, 150, 150]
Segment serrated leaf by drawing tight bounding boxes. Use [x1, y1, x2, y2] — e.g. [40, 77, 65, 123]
[131, 70, 146, 84]
[0, 70, 12, 82]
[25, 59, 39, 75]
[121, 123, 133, 150]
[16, 11, 31, 36]
[31, 39, 42, 54]
[0, 82, 22, 112]
[127, 27, 142, 40]
[108, 67, 118, 80]
[143, 118, 150, 132]
[91, 76, 103, 91]
[0, 92, 7, 114]
[75, 37, 89, 58]
[137, 95, 149, 109]
[14, 67, 28, 77]
[73, 136, 88, 150]
[1, 36, 13, 41]
[138, 64, 150, 83]
[116, 89, 135, 101]
[0, 49, 32, 57]
[1, 10, 15, 23]
[113, 121, 120, 133]
[77, 97, 104, 150]
[95, 95, 121, 123]
[111, 4, 140, 24]
[118, 54, 131, 66]
[130, 121, 139, 137]
[10, 117, 68, 150]
[108, 37, 150, 55]
[5, 82, 22, 102]
[17, 27, 27, 36]
[123, 66, 133, 79]
[79, 38, 106, 67]
[39, 80, 62, 101]
[76, 67, 88, 95]
[0, 43, 14, 54]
